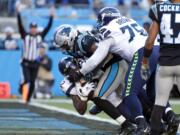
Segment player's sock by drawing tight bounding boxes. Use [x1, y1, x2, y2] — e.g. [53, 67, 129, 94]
[123, 95, 143, 119]
[150, 105, 165, 135]
[93, 98, 121, 121]
[117, 101, 133, 122]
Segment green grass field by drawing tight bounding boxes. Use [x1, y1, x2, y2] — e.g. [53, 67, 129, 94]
[38, 99, 180, 121]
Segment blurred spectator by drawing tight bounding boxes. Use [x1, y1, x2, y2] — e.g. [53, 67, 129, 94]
[143, 21, 150, 33]
[34, 0, 55, 8]
[35, 42, 54, 99]
[93, 0, 104, 15]
[8, 0, 16, 16]
[132, 0, 141, 6]
[55, 0, 69, 5]
[15, 0, 33, 11]
[46, 0, 56, 7]
[118, 0, 131, 17]
[3, 26, 18, 50]
[55, 0, 89, 5]
[35, 0, 46, 8]
[118, 0, 124, 5]
[69, 0, 89, 4]
[139, 0, 152, 11]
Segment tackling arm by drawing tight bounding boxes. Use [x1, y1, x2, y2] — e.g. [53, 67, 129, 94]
[80, 37, 115, 75]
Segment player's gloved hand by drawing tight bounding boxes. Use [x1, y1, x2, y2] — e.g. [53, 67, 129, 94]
[141, 58, 150, 81]
[60, 78, 75, 96]
[76, 82, 96, 101]
[68, 69, 83, 82]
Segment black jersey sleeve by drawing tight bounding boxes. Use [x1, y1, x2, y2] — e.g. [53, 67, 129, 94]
[77, 34, 96, 57]
[149, 4, 159, 23]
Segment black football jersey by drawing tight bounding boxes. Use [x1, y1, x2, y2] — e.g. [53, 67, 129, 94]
[72, 31, 96, 58]
[149, 2, 180, 66]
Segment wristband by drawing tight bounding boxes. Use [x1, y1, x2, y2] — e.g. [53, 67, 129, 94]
[143, 48, 153, 58]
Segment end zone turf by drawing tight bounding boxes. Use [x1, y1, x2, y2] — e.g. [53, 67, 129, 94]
[0, 101, 119, 135]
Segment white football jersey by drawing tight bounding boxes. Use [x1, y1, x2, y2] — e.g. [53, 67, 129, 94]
[99, 17, 148, 61]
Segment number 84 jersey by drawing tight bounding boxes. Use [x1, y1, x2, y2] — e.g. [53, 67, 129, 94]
[99, 17, 148, 62]
[149, 2, 180, 65]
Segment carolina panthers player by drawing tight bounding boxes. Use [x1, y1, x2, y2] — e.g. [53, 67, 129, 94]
[141, 0, 180, 134]
[65, 7, 180, 134]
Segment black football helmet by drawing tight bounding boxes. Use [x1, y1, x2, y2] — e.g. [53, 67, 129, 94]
[58, 57, 78, 76]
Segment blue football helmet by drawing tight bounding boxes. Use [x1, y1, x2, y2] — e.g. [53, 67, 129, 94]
[58, 57, 78, 76]
[97, 7, 121, 26]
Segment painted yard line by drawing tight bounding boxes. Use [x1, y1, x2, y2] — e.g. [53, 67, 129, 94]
[0, 99, 180, 104]
[29, 102, 122, 125]
[34, 99, 180, 105]
[170, 100, 180, 105]
[0, 117, 32, 120]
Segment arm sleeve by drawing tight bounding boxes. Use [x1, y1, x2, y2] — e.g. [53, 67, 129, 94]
[80, 37, 115, 75]
[149, 4, 158, 23]
[17, 13, 26, 39]
[41, 16, 53, 40]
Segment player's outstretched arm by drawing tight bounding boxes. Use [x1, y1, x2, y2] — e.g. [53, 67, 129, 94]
[80, 37, 115, 75]
[71, 95, 87, 115]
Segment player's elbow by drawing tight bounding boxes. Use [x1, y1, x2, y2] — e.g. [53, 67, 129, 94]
[76, 104, 86, 115]
[77, 108, 86, 115]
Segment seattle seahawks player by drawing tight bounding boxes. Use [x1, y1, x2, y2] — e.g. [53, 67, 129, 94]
[141, 0, 180, 134]
[65, 7, 180, 134]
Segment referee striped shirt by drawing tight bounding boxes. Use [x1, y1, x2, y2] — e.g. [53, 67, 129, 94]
[23, 35, 42, 61]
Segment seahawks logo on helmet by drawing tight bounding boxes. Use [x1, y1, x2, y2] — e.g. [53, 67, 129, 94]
[98, 7, 121, 26]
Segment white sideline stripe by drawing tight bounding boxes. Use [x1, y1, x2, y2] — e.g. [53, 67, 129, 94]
[29, 102, 120, 125]
[0, 99, 180, 104]
[0, 117, 31, 121]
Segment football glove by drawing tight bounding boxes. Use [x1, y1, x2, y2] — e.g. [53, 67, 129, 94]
[76, 82, 96, 101]
[141, 62, 150, 81]
[60, 78, 75, 96]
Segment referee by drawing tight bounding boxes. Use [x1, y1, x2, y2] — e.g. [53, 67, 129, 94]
[17, 7, 54, 103]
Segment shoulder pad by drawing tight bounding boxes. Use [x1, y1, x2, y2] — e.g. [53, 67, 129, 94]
[77, 33, 96, 57]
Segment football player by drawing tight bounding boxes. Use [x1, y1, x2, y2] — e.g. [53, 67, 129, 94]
[141, 0, 180, 134]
